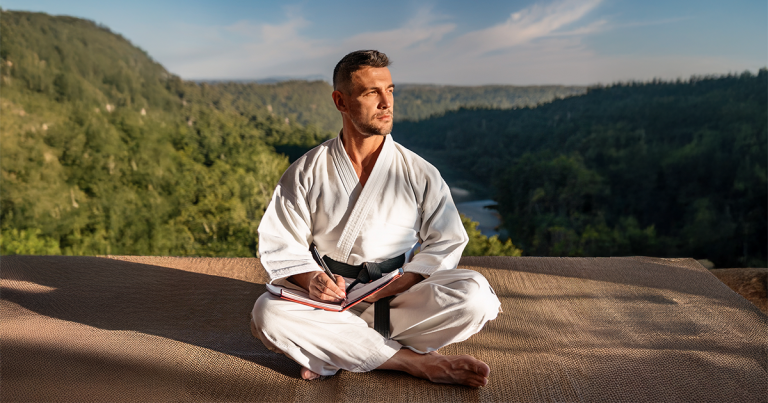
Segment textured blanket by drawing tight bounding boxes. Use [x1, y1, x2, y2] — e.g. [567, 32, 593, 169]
[2, 255, 766, 402]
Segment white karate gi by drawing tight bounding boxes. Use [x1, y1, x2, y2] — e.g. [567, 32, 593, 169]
[252, 133, 500, 376]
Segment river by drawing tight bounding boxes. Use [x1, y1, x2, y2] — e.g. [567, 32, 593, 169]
[455, 199, 501, 238]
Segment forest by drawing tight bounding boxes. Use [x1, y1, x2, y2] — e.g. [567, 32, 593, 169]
[395, 72, 767, 268]
[0, 10, 517, 258]
[1, 11, 765, 267]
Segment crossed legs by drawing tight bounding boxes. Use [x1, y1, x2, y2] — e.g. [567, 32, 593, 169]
[251, 269, 500, 387]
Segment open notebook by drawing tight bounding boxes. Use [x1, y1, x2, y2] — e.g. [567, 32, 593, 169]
[266, 268, 403, 311]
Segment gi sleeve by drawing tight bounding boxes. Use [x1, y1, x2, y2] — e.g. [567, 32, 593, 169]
[401, 171, 469, 278]
[257, 183, 321, 284]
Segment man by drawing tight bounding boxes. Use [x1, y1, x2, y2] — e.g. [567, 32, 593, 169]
[251, 50, 500, 388]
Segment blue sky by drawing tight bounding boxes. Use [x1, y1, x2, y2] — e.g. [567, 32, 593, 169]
[2, 0, 765, 85]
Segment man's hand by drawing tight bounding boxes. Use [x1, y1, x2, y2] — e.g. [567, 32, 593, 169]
[364, 272, 424, 302]
[289, 271, 346, 303]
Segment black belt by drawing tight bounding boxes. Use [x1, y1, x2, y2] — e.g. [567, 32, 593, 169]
[322, 253, 405, 339]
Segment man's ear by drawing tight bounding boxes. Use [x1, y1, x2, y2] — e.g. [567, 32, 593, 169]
[332, 90, 348, 113]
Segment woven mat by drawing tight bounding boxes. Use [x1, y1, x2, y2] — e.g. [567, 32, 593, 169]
[1, 255, 766, 402]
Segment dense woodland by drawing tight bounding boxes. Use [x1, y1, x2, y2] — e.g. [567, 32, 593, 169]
[0, 10, 517, 257]
[2, 11, 765, 267]
[395, 72, 768, 268]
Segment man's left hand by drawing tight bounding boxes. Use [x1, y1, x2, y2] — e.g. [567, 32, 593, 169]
[364, 272, 424, 302]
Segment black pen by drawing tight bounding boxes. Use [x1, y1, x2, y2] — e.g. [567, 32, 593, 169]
[310, 243, 346, 301]
[310, 243, 336, 283]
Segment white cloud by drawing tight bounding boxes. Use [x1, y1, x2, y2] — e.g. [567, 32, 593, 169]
[148, 0, 606, 81]
[379, 0, 607, 84]
[343, 20, 455, 54]
[450, 0, 602, 56]
[139, 0, 758, 85]
[151, 15, 336, 79]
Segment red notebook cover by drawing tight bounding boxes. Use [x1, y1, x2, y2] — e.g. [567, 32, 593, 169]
[266, 268, 403, 311]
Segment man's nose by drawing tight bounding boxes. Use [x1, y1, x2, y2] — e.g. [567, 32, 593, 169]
[378, 92, 393, 109]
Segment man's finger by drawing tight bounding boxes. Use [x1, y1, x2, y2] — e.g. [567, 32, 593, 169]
[320, 273, 345, 299]
[334, 275, 346, 297]
[311, 282, 341, 302]
[311, 272, 344, 301]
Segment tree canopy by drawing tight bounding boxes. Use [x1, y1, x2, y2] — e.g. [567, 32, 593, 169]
[1, 11, 291, 256]
[3, 10, 763, 267]
[0, 10, 518, 258]
[395, 72, 767, 267]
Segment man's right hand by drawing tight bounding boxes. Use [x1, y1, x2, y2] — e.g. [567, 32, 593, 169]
[288, 271, 346, 303]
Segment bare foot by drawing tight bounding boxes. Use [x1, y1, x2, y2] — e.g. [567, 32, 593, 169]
[251, 320, 321, 381]
[377, 349, 490, 388]
[300, 367, 321, 380]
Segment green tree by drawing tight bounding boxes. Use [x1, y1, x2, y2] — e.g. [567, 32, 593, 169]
[1, 228, 61, 255]
[461, 214, 522, 257]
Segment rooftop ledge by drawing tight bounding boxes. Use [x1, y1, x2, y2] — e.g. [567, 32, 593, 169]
[2, 255, 766, 402]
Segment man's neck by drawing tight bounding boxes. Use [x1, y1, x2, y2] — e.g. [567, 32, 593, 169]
[340, 127, 386, 188]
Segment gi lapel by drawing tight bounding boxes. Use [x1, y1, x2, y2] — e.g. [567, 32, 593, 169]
[330, 134, 359, 197]
[329, 135, 394, 263]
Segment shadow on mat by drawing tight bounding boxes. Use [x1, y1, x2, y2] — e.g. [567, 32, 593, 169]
[1, 255, 300, 378]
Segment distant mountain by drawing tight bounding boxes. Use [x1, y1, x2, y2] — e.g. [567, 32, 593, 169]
[395, 83, 586, 121]
[257, 75, 329, 84]
[183, 80, 588, 134]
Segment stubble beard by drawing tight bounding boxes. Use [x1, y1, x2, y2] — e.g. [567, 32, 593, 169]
[352, 111, 394, 137]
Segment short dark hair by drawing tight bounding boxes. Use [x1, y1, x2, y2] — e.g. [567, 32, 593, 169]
[332, 50, 391, 91]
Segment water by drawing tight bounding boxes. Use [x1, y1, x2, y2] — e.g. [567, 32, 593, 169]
[455, 199, 501, 237]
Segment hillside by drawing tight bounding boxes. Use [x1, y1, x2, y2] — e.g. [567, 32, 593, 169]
[0, 10, 518, 258]
[191, 80, 342, 134]
[0, 11, 295, 256]
[3, 10, 763, 265]
[395, 73, 768, 268]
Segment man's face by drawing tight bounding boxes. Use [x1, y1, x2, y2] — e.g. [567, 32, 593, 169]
[342, 67, 394, 136]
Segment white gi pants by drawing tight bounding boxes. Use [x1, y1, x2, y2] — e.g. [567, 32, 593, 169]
[251, 269, 500, 376]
